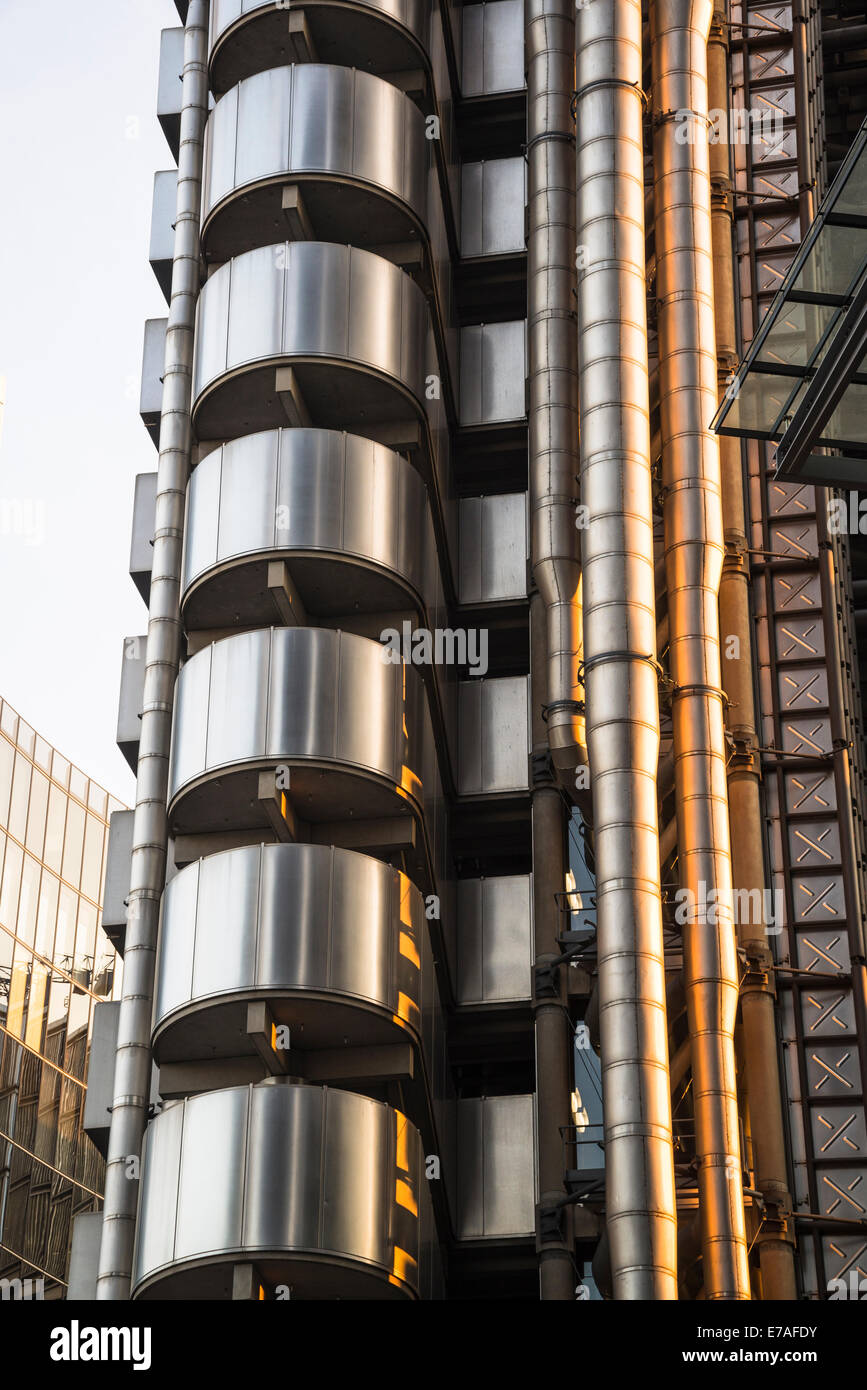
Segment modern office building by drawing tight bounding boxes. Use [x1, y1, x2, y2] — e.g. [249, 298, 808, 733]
[0, 698, 123, 1298]
[76, 0, 867, 1300]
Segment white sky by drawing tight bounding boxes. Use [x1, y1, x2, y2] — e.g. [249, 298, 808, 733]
[0, 0, 180, 802]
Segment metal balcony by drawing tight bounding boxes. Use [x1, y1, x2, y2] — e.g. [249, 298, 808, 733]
[132, 1082, 437, 1298]
[181, 428, 441, 633]
[152, 842, 430, 1066]
[201, 66, 431, 264]
[209, 0, 434, 97]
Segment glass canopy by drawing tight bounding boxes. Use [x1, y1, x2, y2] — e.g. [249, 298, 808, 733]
[713, 116, 867, 486]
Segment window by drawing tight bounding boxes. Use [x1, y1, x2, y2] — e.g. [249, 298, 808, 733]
[43, 786, 67, 875]
[25, 769, 49, 857]
[61, 801, 85, 888]
[8, 753, 31, 843]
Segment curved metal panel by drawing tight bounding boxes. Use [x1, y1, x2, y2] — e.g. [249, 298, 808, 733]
[202, 67, 430, 261]
[153, 843, 428, 1050]
[182, 430, 438, 624]
[192, 243, 429, 436]
[168, 626, 427, 810]
[132, 1083, 423, 1298]
[209, 0, 433, 96]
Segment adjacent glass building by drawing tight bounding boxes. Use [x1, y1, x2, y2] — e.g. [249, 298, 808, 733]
[0, 697, 123, 1297]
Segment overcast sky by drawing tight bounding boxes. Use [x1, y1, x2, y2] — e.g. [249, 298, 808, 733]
[0, 0, 179, 801]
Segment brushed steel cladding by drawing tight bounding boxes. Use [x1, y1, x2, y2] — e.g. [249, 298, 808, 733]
[192, 242, 428, 431]
[201, 66, 431, 255]
[455, 1094, 537, 1238]
[457, 676, 530, 794]
[461, 157, 526, 258]
[152, 843, 428, 1049]
[132, 1083, 426, 1298]
[456, 875, 532, 1003]
[458, 493, 528, 604]
[168, 626, 422, 808]
[181, 428, 440, 623]
[209, 0, 434, 96]
[459, 321, 527, 426]
[461, 1, 526, 96]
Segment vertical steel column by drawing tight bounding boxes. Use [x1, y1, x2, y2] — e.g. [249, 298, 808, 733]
[96, 1, 209, 1300]
[575, 0, 678, 1299]
[708, 9, 798, 1301]
[651, 0, 750, 1299]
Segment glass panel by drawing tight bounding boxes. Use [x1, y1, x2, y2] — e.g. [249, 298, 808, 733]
[0, 840, 23, 935]
[69, 767, 88, 805]
[16, 720, 35, 757]
[6, 942, 28, 1039]
[34, 736, 51, 772]
[24, 960, 49, 1053]
[17, 854, 41, 947]
[73, 900, 98, 988]
[64, 988, 90, 1079]
[35, 871, 59, 960]
[51, 752, 69, 789]
[87, 781, 107, 819]
[61, 801, 85, 888]
[757, 299, 838, 369]
[47, 973, 68, 1032]
[55, 886, 78, 974]
[43, 786, 67, 875]
[719, 372, 800, 434]
[25, 768, 49, 857]
[0, 925, 13, 1028]
[0, 702, 17, 742]
[8, 752, 31, 842]
[792, 224, 867, 298]
[0, 734, 14, 824]
[822, 383, 867, 446]
[80, 815, 105, 904]
[833, 144, 867, 217]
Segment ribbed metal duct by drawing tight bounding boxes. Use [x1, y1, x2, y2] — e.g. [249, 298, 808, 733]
[650, 0, 750, 1300]
[96, 0, 210, 1301]
[526, 0, 583, 1303]
[527, 0, 585, 775]
[575, 0, 677, 1299]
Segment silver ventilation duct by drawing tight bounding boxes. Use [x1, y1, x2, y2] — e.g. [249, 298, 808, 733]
[96, 0, 210, 1300]
[526, 0, 582, 1301]
[650, 0, 750, 1299]
[527, 0, 585, 777]
[575, 0, 678, 1299]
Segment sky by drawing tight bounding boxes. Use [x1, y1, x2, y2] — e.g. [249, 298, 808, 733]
[0, 0, 180, 803]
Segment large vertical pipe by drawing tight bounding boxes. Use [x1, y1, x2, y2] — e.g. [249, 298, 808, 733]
[527, 0, 586, 777]
[651, 0, 750, 1299]
[526, 0, 581, 1298]
[575, 0, 678, 1299]
[96, 2, 209, 1300]
[708, 10, 798, 1300]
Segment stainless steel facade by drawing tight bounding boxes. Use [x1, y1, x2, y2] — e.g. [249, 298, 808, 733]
[84, 0, 867, 1301]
